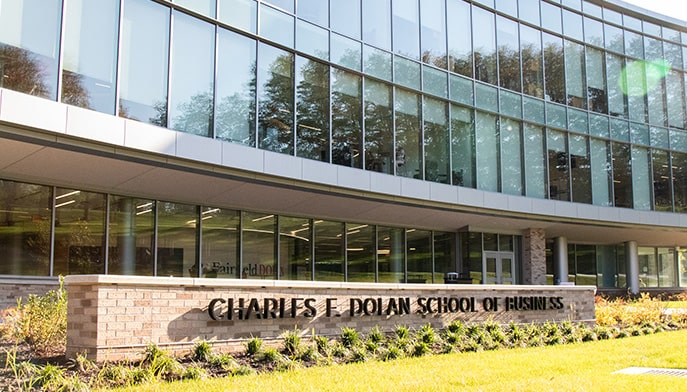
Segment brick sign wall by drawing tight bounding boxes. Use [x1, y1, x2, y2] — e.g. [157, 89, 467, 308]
[65, 275, 596, 361]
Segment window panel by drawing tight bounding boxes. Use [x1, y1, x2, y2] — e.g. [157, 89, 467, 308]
[547, 129, 569, 201]
[62, 0, 119, 114]
[108, 196, 155, 276]
[624, 30, 644, 59]
[521, 25, 543, 98]
[364, 79, 394, 174]
[451, 105, 475, 187]
[263, 0, 293, 13]
[296, 20, 329, 61]
[447, 0, 472, 77]
[421, 0, 447, 68]
[434, 232, 457, 283]
[216, 29, 256, 146]
[612, 142, 633, 208]
[395, 89, 422, 179]
[424, 97, 450, 184]
[583, 16, 603, 47]
[497, 16, 521, 93]
[257, 44, 294, 154]
[156, 202, 197, 278]
[331, 0, 360, 39]
[606, 53, 627, 118]
[200, 207, 240, 278]
[218, 0, 257, 33]
[0, 180, 52, 276]
[524, 124, 547, 198]
[332, 69, 362, 168]
[666, 71, 686, 129]
[625, 59, 648, 123]
[279, 216, 311, 281]
[363, 0, 391, 50]
[638, 247, 658, 287]
[314, 220, 344, 282]
[377, 226, 404, 283]
[543, 33, 565, 104]
[631, 146, 651, 210]
[518, 0, 540, 25]
[259, 4, 294, 48]
[570, 134, 591, 204]
[407, 229, 432, 283]
[169, 12, 215, 136]
[296, 0, 328, 26]
[242, 212, 277, 279]
[673, 151, 687, 213]
[500, 118, 523, 195]
[394, 56, 421, 90]
[586, 47, 607, 114]
[119, 0, 170, 126]
[475, 112, 499, 192]
[174, 0, 215, 17]
[647, 62, 667, 126]
[564, 40, 586, 109]
[423, 66, 448, 98]
[541, 2, 562, 34]
[604, 24, 624, 53]
[346, 223, 375, 282]
[53, 189, 106, 275]
[296, 57, 330, 162]
[331, 33, 361, 71]
[658, 248, 676, 287]
[0, 0, 62, 100]
[562, 9, 583, 41]
[472, 7, 497, 85]
[363, 45, 391, 80]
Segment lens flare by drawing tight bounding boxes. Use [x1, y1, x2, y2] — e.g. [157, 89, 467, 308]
[619, 59, 671, 97]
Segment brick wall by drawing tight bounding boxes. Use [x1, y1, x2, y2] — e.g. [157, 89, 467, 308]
[65, 275, 596, 362]
[0, 277, 60, 310]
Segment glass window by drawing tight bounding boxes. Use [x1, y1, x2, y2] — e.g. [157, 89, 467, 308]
[331, 0, 360, 39]
[541, 2, 562, 34]
[524, 124, 547, 198]
[331, 33, 361, 71]
[407, 229, 432, 283]
[394, 56, 421, 90]
[364, 79, 394, 174]
[603, 8, 622, 25]
[643, 21, 661, 37]
[583, 16, 603, 47]
[500, 90, 522, 118]
[297, 0, 327, 26]
[314, 220, 344, 282]
[216, 29, 256, 146]
[377, 226, 404, 283]
[638, 247, 658, 287]
[434, 232, 457, 283]
[624, 30, 644, 59]
[242, 212, 276, 279]
[630, 123, 649, 145]
[644, 37, 663, 61]
[279, 216, 311, 281]
[392, 0, 420, 59]
[666, 71, 686, 129]
[569, 134, 591, 204]
[423, 66, 448, 98]
[450, 74, 473, 106]
[500, 118, 523, 195]
[363, 45, 391, 80]
[108, 196, 155, 276]
[521, 25, 543, 98]
[672, 130, 687, 153]
[218, 0, 257, 33]
[547, 129, 569, 201]
[495, 0, 517, 17]
[586, 47, 607, 114]
[424, 97, 450, 184]
[623, 14, 642, 32]
[597, 245, 618, 288]
[475, 83, 498, 112]
[650, 126, 669, 149]
[363, 0, 391, 50]
[543, 33, 565, 104]
[664, 41, 683, 70]
[590, 138, 612, 206]
[296, 20, 329, 61]
[606, 53, 627, 118]
[562, 9, 583, 42]
[174, 0, 215, 17]
[568, 108, 588, 133]
[0, 0, 62, 100]
[625, 59, 648, 123]
[421, 0, 447, 68]
[62, 0, 119, 114]
[589, 113, 609, 139]
[612, 142, 633, 208]
[53, 189, 106, 275]
[447, 0, 472, 77]
[169, 12, 215, 137]
[0, 180, 52, 276]
[257, 43, 294, 155]
[119, 0, 170, 126]
[451, 105, 475, 187]
[497, 16, 521, 93]
[346, 223, 375, 282]
[156, 202, 197, 277]
[564, 40, 586, 109]
[263, 0, 293, 13]
[575, 245, 596, 286]
[658, 248, 676, 287]
[476, 112, 499, 192]
[673, 151, 687, 213]
[631, 146, 651, 210]
[332, 69, 362, 169]
[472, 7, 497, 85]
[259, 4, 294, 48]
[647, 62, 667, 126]
[200, 207, 240, 278]
[610, 119, 629, 142]
[604, 24, 623, 53]
[296, 57, 330, 162]
[523, 96, 545, 124]
[519, 0, 540, 25]
[395, 89, 422, 179]
[582, 1, 601, 17]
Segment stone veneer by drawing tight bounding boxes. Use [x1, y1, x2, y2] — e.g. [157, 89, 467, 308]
[522, 228, 547, 285]
[65, 275, 596, 362]
[0, 277, 60, 310]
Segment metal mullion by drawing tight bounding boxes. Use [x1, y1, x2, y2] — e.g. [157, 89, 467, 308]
[310, 218, 315, 281]
[374, 226, 379, 283]
[238, 211, 244, 278]
[430, 231, 435, 284]
[196, 206, 202, 278]
[275, 215, 281, 280]
[343, 223, 348, 281]
[104, 195, 111, 275]
[49, 187, 57, 277]
[56, 0, 67, 103]
[403, 228, 408, 284]
[153, 201, 159, 276]
[114, 0, 125, 117]
[211, 24, 220, 139]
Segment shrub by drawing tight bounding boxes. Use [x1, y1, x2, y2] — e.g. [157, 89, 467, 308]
[314, 335, 330, 355]
[0, 277, 67, 355]
[191, 340, 213, 362]
[245, 336, 263, 356]
[259, 347, 282, 364]
[411, 341, 430, 357]
[230, 365, 255, 377]
[282, 328, 302, 357]
[142, 343, 183, 380]
[417, 324, 436, 345]
[447, 320, 465, 334]
[208, 352, 236, 369]
[367, 326, 385, 344]
[182, 365, 207, 380]
[341, 327, 360, 348]
[349, 345, 369, 363]
[395, 325, 410, 340]
[379, 345, 403, 361]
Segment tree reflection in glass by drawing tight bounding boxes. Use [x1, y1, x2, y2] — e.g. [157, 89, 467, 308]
[258, 44, 294, 154]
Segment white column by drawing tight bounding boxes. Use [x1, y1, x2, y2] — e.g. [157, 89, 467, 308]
[626, 241, 640, 295]
[554, 237, 568, 284]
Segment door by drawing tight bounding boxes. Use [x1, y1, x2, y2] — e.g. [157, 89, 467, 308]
[483, 251, 515, 284]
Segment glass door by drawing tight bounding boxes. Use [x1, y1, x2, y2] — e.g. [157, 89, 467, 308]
[482, 251, 515, 284]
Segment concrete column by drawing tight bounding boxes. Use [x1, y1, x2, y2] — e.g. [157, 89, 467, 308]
[521, 228, 546, 285]
[553, 237, 568, 284]
[625, 241, 640, 295]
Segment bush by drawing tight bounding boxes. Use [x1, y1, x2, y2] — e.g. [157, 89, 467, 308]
[191, 340, 213, 362]
[0, 277, 67, 355]
[259, 347, 282, 364]
[245, 336, 263, 356]
[282, 328, 302, 357]
[416, 324, 436, 345]
[367, 326, 385, 344]
[341, 327, 360, 348]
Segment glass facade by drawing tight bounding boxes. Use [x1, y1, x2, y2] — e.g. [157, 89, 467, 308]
[1, 0, 687, 290]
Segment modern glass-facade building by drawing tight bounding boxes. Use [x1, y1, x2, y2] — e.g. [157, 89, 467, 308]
[1, 0, 687, 294]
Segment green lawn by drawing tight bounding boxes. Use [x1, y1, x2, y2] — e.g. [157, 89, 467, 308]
[112, 330, 687, 392]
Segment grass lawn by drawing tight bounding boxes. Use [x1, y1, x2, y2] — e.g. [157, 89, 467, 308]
[111, 330, 687, 392]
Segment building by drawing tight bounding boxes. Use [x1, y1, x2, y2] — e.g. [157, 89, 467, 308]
[0, 0, 686, 307]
